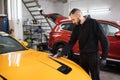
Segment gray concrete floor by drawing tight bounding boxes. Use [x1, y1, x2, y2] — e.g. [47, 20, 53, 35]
[100, 65, 120, 80]
[100, 71, 120, 80]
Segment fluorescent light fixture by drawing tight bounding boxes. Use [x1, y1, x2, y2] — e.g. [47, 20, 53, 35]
[81, 10, 88, 15]
[81, 8, 110, 15]
[82, 10, 88, 13]
[88, 8, 110, 14]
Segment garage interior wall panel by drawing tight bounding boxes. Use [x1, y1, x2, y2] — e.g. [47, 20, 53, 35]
[38, 0, 55, 14]
[0, 0, 2, 14]
[22, 0, 120, 27]
[0, 0, 4, 14]
[54, 2, 64, 15]
[8, 0, 23, 40]
[22, 0, 66, 22]
[22, 3, 33, 22]
[22, 0, 56, 21]
[65, 0, 120, 22]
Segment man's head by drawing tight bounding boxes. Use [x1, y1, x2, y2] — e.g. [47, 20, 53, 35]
[69, 8, 83, 24]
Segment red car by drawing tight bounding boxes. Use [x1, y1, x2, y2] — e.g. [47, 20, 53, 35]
[45, 13, 120, 65]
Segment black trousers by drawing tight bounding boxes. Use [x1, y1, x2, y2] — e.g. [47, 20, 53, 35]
[79, 53, 100, 80]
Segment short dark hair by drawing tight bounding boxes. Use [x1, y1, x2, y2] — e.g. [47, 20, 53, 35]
[69, 8, 81, 16]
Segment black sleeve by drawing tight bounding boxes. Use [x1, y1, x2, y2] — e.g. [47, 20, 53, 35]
[68, 26, 78, 49]
[94, 20, 110, 60]
[60, 26, 78, 56]
[64, 26, 78, 50]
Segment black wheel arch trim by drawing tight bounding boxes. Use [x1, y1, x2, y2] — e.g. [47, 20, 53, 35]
[52, 41, 67, 53]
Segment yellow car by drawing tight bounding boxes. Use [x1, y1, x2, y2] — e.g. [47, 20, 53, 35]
[0, 31, 91, 80]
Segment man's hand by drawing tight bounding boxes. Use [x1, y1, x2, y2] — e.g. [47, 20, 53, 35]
[100, 59, 107, 67]
[49, 45, 72, 58]
[49, 52, 63, 58]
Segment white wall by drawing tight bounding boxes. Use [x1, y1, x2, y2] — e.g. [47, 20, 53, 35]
[8, 0, 23, 40]
[38, 0, 65, 16]
[22, 0, 120, 22]
[63, 2, 70, 17]
[54, 2, 64, 15]
[22, 3, 33, 22]
[38, 0, 55, 13]
[64, 0, 120, 22]
[22, 0, 55, 22]
[22, 0, 65, 22]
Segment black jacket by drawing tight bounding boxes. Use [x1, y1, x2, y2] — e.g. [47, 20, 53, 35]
[67, 17, 109, 59]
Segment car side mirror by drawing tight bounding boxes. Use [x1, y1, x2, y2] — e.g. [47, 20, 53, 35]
[115, 31, 120, 38]
[21, 41, 28, 47]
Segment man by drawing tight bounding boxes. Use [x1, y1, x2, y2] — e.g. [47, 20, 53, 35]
[51, 8, 109, 80]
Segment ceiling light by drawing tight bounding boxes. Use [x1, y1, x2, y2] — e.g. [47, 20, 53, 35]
[88, 8, 110, 14]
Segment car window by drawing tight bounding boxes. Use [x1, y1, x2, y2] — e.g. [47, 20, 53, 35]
[0, 36, 26, 54]
[107, 24, 119, 36]
[100, 23, 119, 36]
[61, 23, 75, 31]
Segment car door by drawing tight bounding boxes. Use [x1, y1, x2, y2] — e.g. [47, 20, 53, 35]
[100, 22, 120, 60]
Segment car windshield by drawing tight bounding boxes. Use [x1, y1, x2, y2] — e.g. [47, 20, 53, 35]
[0, 35, 26, 54]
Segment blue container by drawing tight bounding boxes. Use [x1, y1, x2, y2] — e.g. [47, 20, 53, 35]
[0, 17, 9, 33]
[3, 18, 9, 33]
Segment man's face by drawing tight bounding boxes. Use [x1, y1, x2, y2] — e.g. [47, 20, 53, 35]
[70, 14, 80, 25]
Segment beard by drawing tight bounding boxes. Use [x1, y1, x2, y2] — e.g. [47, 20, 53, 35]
[75, 18, 81, 26]
[77, 19, 81, 24]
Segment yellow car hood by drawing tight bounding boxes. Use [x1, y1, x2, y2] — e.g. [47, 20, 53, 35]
[0, 49, 91, 80]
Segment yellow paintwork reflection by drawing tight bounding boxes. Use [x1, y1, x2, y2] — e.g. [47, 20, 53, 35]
[8, 52, 21, 67]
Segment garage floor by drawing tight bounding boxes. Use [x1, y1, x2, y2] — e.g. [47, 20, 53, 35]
[100, 65, 120, 80]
